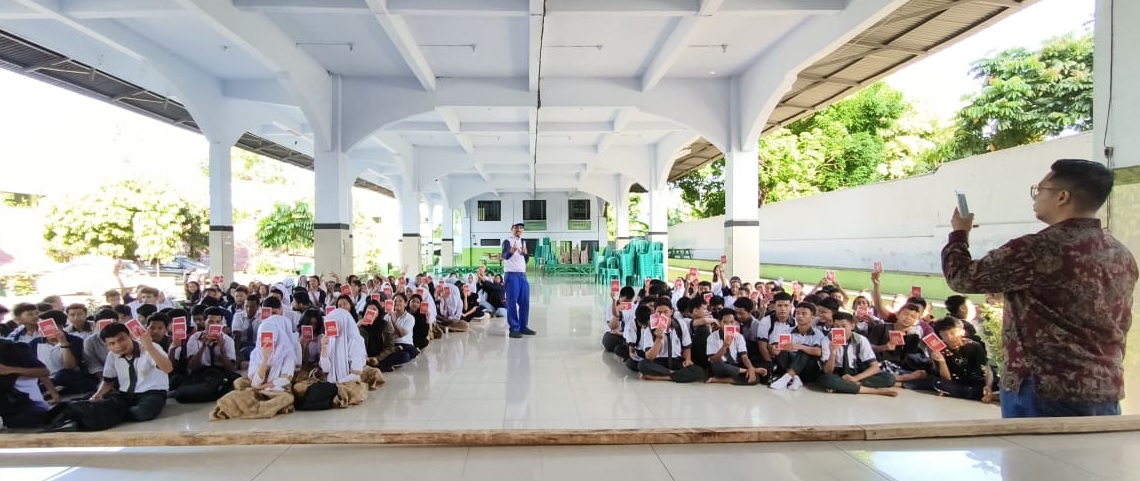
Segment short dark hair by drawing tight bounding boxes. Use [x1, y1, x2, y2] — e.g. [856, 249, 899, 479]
[113, 305, 133, 318]
[190, 304, 208, 316]
[634, 305, 652, 325]
[13, 302, 38, 317]
[718, 308, 737, 320]
[817, 297, 841, 313]
[38, 310, 68, 326]
[136, 304, 158, 319]
[204, 307, 227, 319]
[901, 303, 925, 314]
[944, 295, 968, 317]
[906, 296, 928, 309]
[772, 292, 793, 303]
[293, 291, 312, 306]
[35, 303, 52, 313]
[687, 296, 706, 311]
[100, 322, 130, 340]
[619, 286, 635, 300]
[1050, 159, 1113, 211]
[732, 297, 754, 311]
[94, 309, 118, 321]
[833, 311, 855, 323]
[262, 296, 282, 309]
[147, 313, 170, 327]
[675, 296, 690, 313]
[933, 316, 963, 334]
[796, 302, 817, 315]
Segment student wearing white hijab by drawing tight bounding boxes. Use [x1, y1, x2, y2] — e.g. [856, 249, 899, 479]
[436, 282, 469, 332]
[319, 308, 368, 384]
[262, 297, 304, 370]
[247, 315, 297, 391]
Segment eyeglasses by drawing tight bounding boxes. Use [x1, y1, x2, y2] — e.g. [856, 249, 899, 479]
[1030, 185, 1063, 200]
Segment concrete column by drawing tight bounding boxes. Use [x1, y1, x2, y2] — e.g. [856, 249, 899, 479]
[723, 148, 760, 282]
[441, 207, 455, 267]
[207, 141, 235, 283]
[427, 199, 441, 269]
[1096, 0, 1140, 412]
[615, 178, 631, 249]
[648, 187, 670, 277]
[314, 149, 353, 278]
[400, 190, 422, 276]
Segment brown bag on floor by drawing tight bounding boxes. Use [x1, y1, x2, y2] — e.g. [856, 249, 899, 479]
[334, 380, 369, 408]
[360, 366, 385, 390]
[210, 388, 295, 420]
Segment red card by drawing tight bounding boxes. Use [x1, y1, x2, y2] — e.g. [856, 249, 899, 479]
[37, 319, 60, 338]
[260, 307, 271, 320]
[384, 300, 394, 312]
[911, 286, 922, 298]
[703, 293, 712, 303]
[922, 333, 947, 352]
[324, 306, 335, 315]
[724, 325, 739, 343]
[362, 307, 378, 326]
[778, 333, 792, 350]
[340, 285, 351, 296]
[383, 286, 392, 297]
[688, 267, 698, 277]
[172, 316, 187, 330]
[419, 302, 429, 315]
[260, 331, 274, 350]
[212, 275, 224, 286]
[620, 302, 633, 311]
[300, 325, 314, 341]
[720, 255, 727, 264]
[96, 319, 113, 332]
[889, 330, 905, 345]
[125, 318, 145, 338]
[651, 313, 670, 331]
[172, 322, 187, 341]
[611, 279, 620, 294]
[371, 293, 380, 301]
[207, 323, 223, 339]
[324, 319, 339, 337]
[831, 328, 847, 346]
[873, 260, 883, 272]
[826, 270, 836, 282]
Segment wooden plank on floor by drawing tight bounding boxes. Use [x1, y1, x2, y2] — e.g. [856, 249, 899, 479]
[862, 414, 1140, 440]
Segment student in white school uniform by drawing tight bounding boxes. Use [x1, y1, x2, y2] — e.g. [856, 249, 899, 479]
[387, 293, 419, 364]
[638, 298, 705, 383]
[91, 323, 173, 422]
[209, 313, 298, 421]
[82, 309, 121, 383]
[768, 302, 828, 390]
[603, 286, 636, 359]
[815, 313, 898, 397]
[63, 303, 95, 340]
[184, 307, 238, 374]
[755, 292, 796, 372]
[706, 309, 767, 385]
[314, 308, 382, 406]
[28, 311, 95, 395]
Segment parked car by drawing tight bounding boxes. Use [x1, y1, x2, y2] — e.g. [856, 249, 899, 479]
[36, 257, 156, 297]
[145, 256, 209, 282]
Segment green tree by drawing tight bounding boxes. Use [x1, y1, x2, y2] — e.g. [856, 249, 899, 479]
[672, 160, 725, 218]
[43, 179, 208, 263]
[948, 32, 1093, 158]
[198, 150, 287, 185]
[256, 201, 314, 255]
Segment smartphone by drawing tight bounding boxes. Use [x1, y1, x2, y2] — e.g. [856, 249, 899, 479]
[955, 190, 970, 216]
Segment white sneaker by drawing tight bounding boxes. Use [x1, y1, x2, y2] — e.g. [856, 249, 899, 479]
[769, 374, 792, 390]
[789, 376, 804, 391]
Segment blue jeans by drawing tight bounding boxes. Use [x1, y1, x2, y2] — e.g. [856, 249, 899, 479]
[504, 272, 530, 332]
[1002, 377, 1121, 418]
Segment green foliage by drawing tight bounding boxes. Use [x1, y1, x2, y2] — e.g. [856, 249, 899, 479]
[979, 302, 1004, 366]
[255, 201, 314, 255]
[947, 32, 1093, 159]
[673, 160, 725, 218]
[43, 179, 208, 263]
[353, 208, 384, 274]
[198, 150, 287, 185]
[0, 274, 39, 296]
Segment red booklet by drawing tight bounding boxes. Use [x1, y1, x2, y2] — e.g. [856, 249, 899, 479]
[324, 306, 335, 315]
[371, 293, 380, 301]
[831, 328, 847, 346]
[620, 301, 633, 311]
[611, 279, 620, 294]
[340, 285, 351, 296]
[207, 323, 223, 339]
[826, 270, 836, 282]
[651, 313, 670, 331]
[125, 318, 145, 338]
[778, 333, 792, 350]
[384, 300, 395, 312]
[383, 286, 393, 297]
[260, 331, 274, 350]
[911, 285, 922, 297]
[300, 325, 314, 341]
[419, 302, 429, 315]
[889, 330, 905, 345]
[212, 275, 224, 286]
[922, 333, 947, 352]
[703, 293, 712, 303]
[324, 319, 339, 337]
[362, 307, 378, 326]
[260, 307, 271, 320]
[724, 325, 739, 343]
[37, 319, 60, 338]
[95, 319, 113, 332]
[172, 322, 187, 341]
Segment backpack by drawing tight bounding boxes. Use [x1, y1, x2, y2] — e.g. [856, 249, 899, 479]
[295, 381, 338, 411]
[175, 367, 235, 404]
[47, 397, 127, 431]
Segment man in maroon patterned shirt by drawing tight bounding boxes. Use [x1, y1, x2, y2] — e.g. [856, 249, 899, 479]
[942, 159, 1136, 418]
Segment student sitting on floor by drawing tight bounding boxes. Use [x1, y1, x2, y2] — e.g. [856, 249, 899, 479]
[296, 308, 324, 370]
[706, 308, 767, 385]
[768, 302, 828, 390]
[624, 305, 653, 372]
[186, 307, 238, 374]
[929, 317, 996, 402]
[459, 283, 486, 321]
[29, 310, 95, 395]
[82, 309, 121, 384]
[358, 300, 402, 372]
[5, 302, 42, 343]
[686, 297, 716, 372]
[90, 323, 172, 422]
[0, 338, 54, 428]
[638, 298, 704, 383]
[604, 286, 636, 359]
[407, 294, 431, 350]
[815, 312, 898, 397]
[210, 314, 298, 421]
[385, 294, 419, 367]
[145, 313, 172, 352]
[866, 303, 934, 389]
[63, 303, 95, 340]
[756, 292, 796, 373]
[314, 308, 382, 407]
[814, 297, 841, 335]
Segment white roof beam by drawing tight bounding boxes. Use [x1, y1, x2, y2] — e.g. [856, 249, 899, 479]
[640, 0, 725, 92]
[546, 0, 843, 16]
[437, 108, 475, 154]
[528, 109, 538, 155]
[235, 0, 529, 16]
[365, 0, 437, 91]
[528, 0, 543, 92]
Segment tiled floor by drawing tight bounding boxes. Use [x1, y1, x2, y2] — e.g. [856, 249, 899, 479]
[3, 276, 1138, 480]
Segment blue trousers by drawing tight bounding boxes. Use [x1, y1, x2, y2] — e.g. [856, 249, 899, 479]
[504, 272, 530, 332]
[1002, 377, 1121, 418]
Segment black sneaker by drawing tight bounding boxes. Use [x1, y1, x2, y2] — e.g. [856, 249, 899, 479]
[520, 328, 537, 336]
[509, 331, 523, 338]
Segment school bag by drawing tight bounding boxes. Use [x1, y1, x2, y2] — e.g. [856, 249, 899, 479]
[295, 381, 338, 411]
[45, 397, 127, 432]
[175, 367, 237, 403]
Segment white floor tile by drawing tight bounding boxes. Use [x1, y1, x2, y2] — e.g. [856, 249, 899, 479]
[1003, 431, 1140, 480]
[654, 442, 890, 481]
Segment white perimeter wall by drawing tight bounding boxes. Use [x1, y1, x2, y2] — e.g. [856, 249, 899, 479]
[461, 192, 606, 249]
[669, 133, 1096, 274]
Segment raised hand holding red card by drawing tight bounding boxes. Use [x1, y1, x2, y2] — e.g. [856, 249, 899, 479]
[207, 324, 223, 339]
[301, 325, 314, 341]
[172, 322, 187, 341]
[831, 328, 847, 346]
[651, 313, 670, 332]
[362, 307, 378, 326]
[778, 333, 792, 350]
[724, 325, 739, 344]
[260, 331, 274, 350]
[611, 279, 620, 294]
[889, 330, 905, 346]
[922, 333, 947, 352]
[620, 301, 633, 311]
[125, 319, 145, 338]
[37, 319, 60, 338]
[324, 319, 339, 337]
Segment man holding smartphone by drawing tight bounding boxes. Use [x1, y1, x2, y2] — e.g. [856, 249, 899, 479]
[941, 159, 1137, 418]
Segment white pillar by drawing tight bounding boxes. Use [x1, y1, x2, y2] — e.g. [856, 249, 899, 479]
[314, 149, 354, 278]
[399, 190, 422, 276]
[723, 148, 760, 282]
[615, 179, 631, 249]
[1096, 0, 1140, 411]
[207, 141, 235, 284]
[648, 187, 669, 277]
[441, 207, 455, 267]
